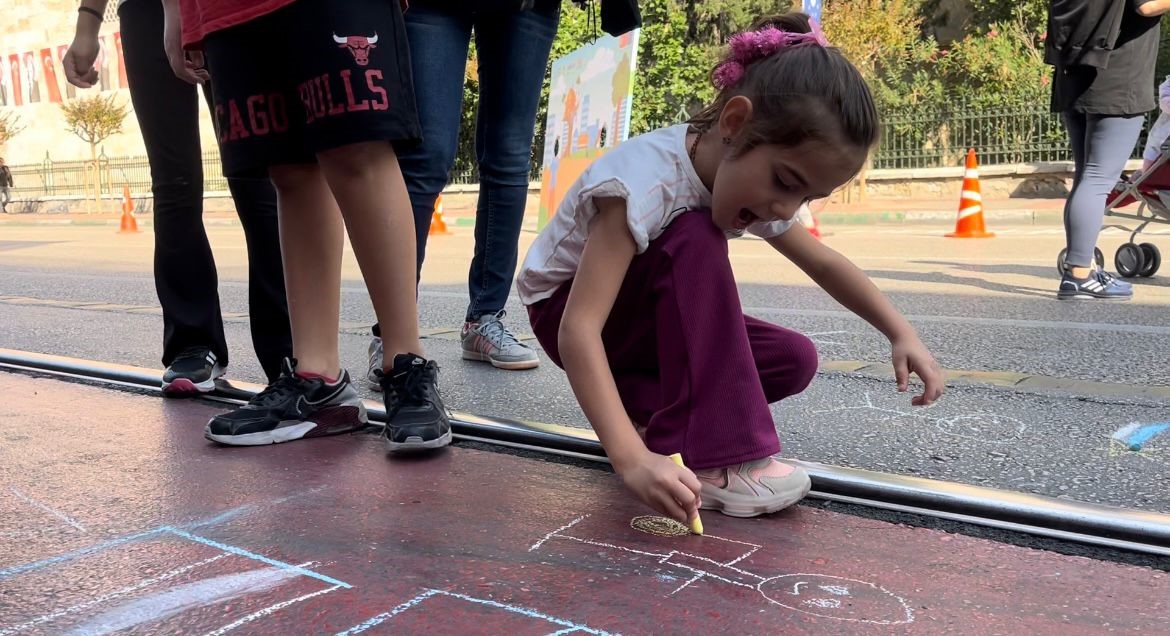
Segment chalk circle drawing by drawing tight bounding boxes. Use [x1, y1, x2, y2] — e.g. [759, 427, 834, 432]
[757, 574, 914, 625]
[531, 515, 915, 626]
[630, 516, 690, 538]
[933, 412, 1027, 444]
[814, 392, 1028, 444]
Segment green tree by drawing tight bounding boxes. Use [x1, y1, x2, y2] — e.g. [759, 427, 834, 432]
[0, 110, 25, 150]
[60, 94, 128, 211]
[966, 0, 1047, 35]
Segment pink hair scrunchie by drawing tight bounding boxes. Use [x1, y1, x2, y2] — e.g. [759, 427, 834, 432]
[712, 18, 831, 90]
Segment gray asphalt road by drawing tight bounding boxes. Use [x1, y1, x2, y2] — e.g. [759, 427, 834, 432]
[2, 224, 1168, 516]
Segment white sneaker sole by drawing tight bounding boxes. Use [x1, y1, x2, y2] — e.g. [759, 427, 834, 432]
[461, 349, 539, 370]
[163, 364, 226, 395]
[205, 402, 368, 446]
[383, 428, 453, 453]
[699, 470, 812, 518]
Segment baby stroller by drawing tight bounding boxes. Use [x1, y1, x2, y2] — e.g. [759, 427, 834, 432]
[1058, 145, 1169, 278]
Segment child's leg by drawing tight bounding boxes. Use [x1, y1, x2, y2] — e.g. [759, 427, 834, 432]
[316, 142, 420, 362]
[744, 316, 818, 404]
[530, 210, 779, 470]
[287, 0, 448, 451]
[267, 164, 345, 377]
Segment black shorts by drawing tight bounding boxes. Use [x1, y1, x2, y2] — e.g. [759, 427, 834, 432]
[202, 0, 420, 177]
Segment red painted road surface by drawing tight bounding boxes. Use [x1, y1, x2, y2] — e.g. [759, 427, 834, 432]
[0, 372, 1167, 635]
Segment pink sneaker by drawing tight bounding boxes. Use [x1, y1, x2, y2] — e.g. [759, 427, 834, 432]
[695, 457, 811, 517]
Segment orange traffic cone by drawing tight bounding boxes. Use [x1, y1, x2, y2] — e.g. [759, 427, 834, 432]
[428, 194, 451, 236]
[118, 185, 139, 234]
[946, 148, 994, 238]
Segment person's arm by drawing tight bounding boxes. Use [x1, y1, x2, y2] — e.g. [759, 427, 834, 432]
[61, 0, 106, 88]
[558, 196, 702, 523]
[766, 226, 945, 406]
[1137, 0, 1170, 17]
[161, 0, 209, 84]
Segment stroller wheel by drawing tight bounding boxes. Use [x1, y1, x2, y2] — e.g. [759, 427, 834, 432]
[1138, 243, 1161, 277]
[1056, 247, 1105, 274]
[1115, 243, 1146, 278]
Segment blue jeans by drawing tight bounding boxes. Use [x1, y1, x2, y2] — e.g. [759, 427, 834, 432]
[400, 2, 560, 322]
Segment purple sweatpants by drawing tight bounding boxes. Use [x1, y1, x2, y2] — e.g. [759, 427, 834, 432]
[527, 210, 818, 469]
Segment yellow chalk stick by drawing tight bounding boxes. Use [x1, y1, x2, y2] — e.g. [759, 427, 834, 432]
[668, 453, 704, 535]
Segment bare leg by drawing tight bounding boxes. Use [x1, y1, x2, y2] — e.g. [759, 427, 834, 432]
[317, 141, 422, 367]
[268, 164, 344, 377]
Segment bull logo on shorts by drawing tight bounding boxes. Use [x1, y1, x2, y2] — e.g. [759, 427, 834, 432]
[333, 32, 379, 66]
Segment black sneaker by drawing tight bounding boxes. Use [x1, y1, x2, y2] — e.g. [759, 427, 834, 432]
[1057, 269, 1133, 301]
[377, 353, 452, 452]
[162, 347, 225, 395]
[205, 358, 367, 446]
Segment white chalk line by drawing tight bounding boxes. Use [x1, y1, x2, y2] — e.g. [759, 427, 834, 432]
[0, 554, 227, 636]
[529, 515, 588, 552]
[9, 487, 86, 532]
[335, 589, 615, 636]
[202, 584, 342, 636]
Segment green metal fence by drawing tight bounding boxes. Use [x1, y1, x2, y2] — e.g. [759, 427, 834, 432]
[873, 99, 1155, 170]
[5, 150, 228, 200]
[5, 99, 1158, 200]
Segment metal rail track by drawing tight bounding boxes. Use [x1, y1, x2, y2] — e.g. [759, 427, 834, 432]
[3, 347, 1168, 557]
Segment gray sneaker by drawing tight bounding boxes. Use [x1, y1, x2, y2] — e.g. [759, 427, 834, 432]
[461, 310, 539, 370]
[367, 335, 384, 390]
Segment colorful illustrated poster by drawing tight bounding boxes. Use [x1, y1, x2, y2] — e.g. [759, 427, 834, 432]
[40, 48, 63, 103]
[537, 30, 639, 230]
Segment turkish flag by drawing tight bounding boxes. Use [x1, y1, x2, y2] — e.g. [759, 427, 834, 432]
[41, 48, 63, 103]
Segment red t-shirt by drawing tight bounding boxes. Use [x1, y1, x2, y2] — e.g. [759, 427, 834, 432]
[179, 0, 298, 48]
[180, 0, 410, 48]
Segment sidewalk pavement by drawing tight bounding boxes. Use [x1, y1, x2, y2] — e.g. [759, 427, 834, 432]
[0, 196, 1072, 228]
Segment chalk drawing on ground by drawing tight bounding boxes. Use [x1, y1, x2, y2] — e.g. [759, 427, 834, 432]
[814, 392, 1028, 444]
[1105, 433, 1170, 466]
[530, 514, 915, 625]
[7, 487, 86, 533]
[334, 588, 616, 636]
[804, 331, 859, 357]
[629, 515, 690, 537]
[0, 497, 350, 635]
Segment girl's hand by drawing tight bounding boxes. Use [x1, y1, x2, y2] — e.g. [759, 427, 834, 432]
[616, 449, 702, 524]
[892, 336, 944, 406]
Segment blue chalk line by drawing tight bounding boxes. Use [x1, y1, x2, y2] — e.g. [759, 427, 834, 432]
[1111, 422, 1170, 451]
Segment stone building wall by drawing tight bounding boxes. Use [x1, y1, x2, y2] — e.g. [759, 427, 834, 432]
[0, 0, 218, 166]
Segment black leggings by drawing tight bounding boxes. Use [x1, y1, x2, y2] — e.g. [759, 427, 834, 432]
[119, 0, 291, 381]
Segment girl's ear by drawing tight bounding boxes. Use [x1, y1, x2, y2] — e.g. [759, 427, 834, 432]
[717, 95, 754, 144]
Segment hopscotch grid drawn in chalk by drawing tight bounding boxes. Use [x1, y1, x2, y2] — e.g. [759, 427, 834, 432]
[0, 494, 348, 587]
[533, 515, 915, 625]
[0, 555, 228, 636]
[813, 392, 1027, 444]
[201, 584, 342, 636]
[162, 527, 351, 588]
[334, 589, 615, 636]
[60, 561, 315, 636]
[8, 487, 86, 533]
